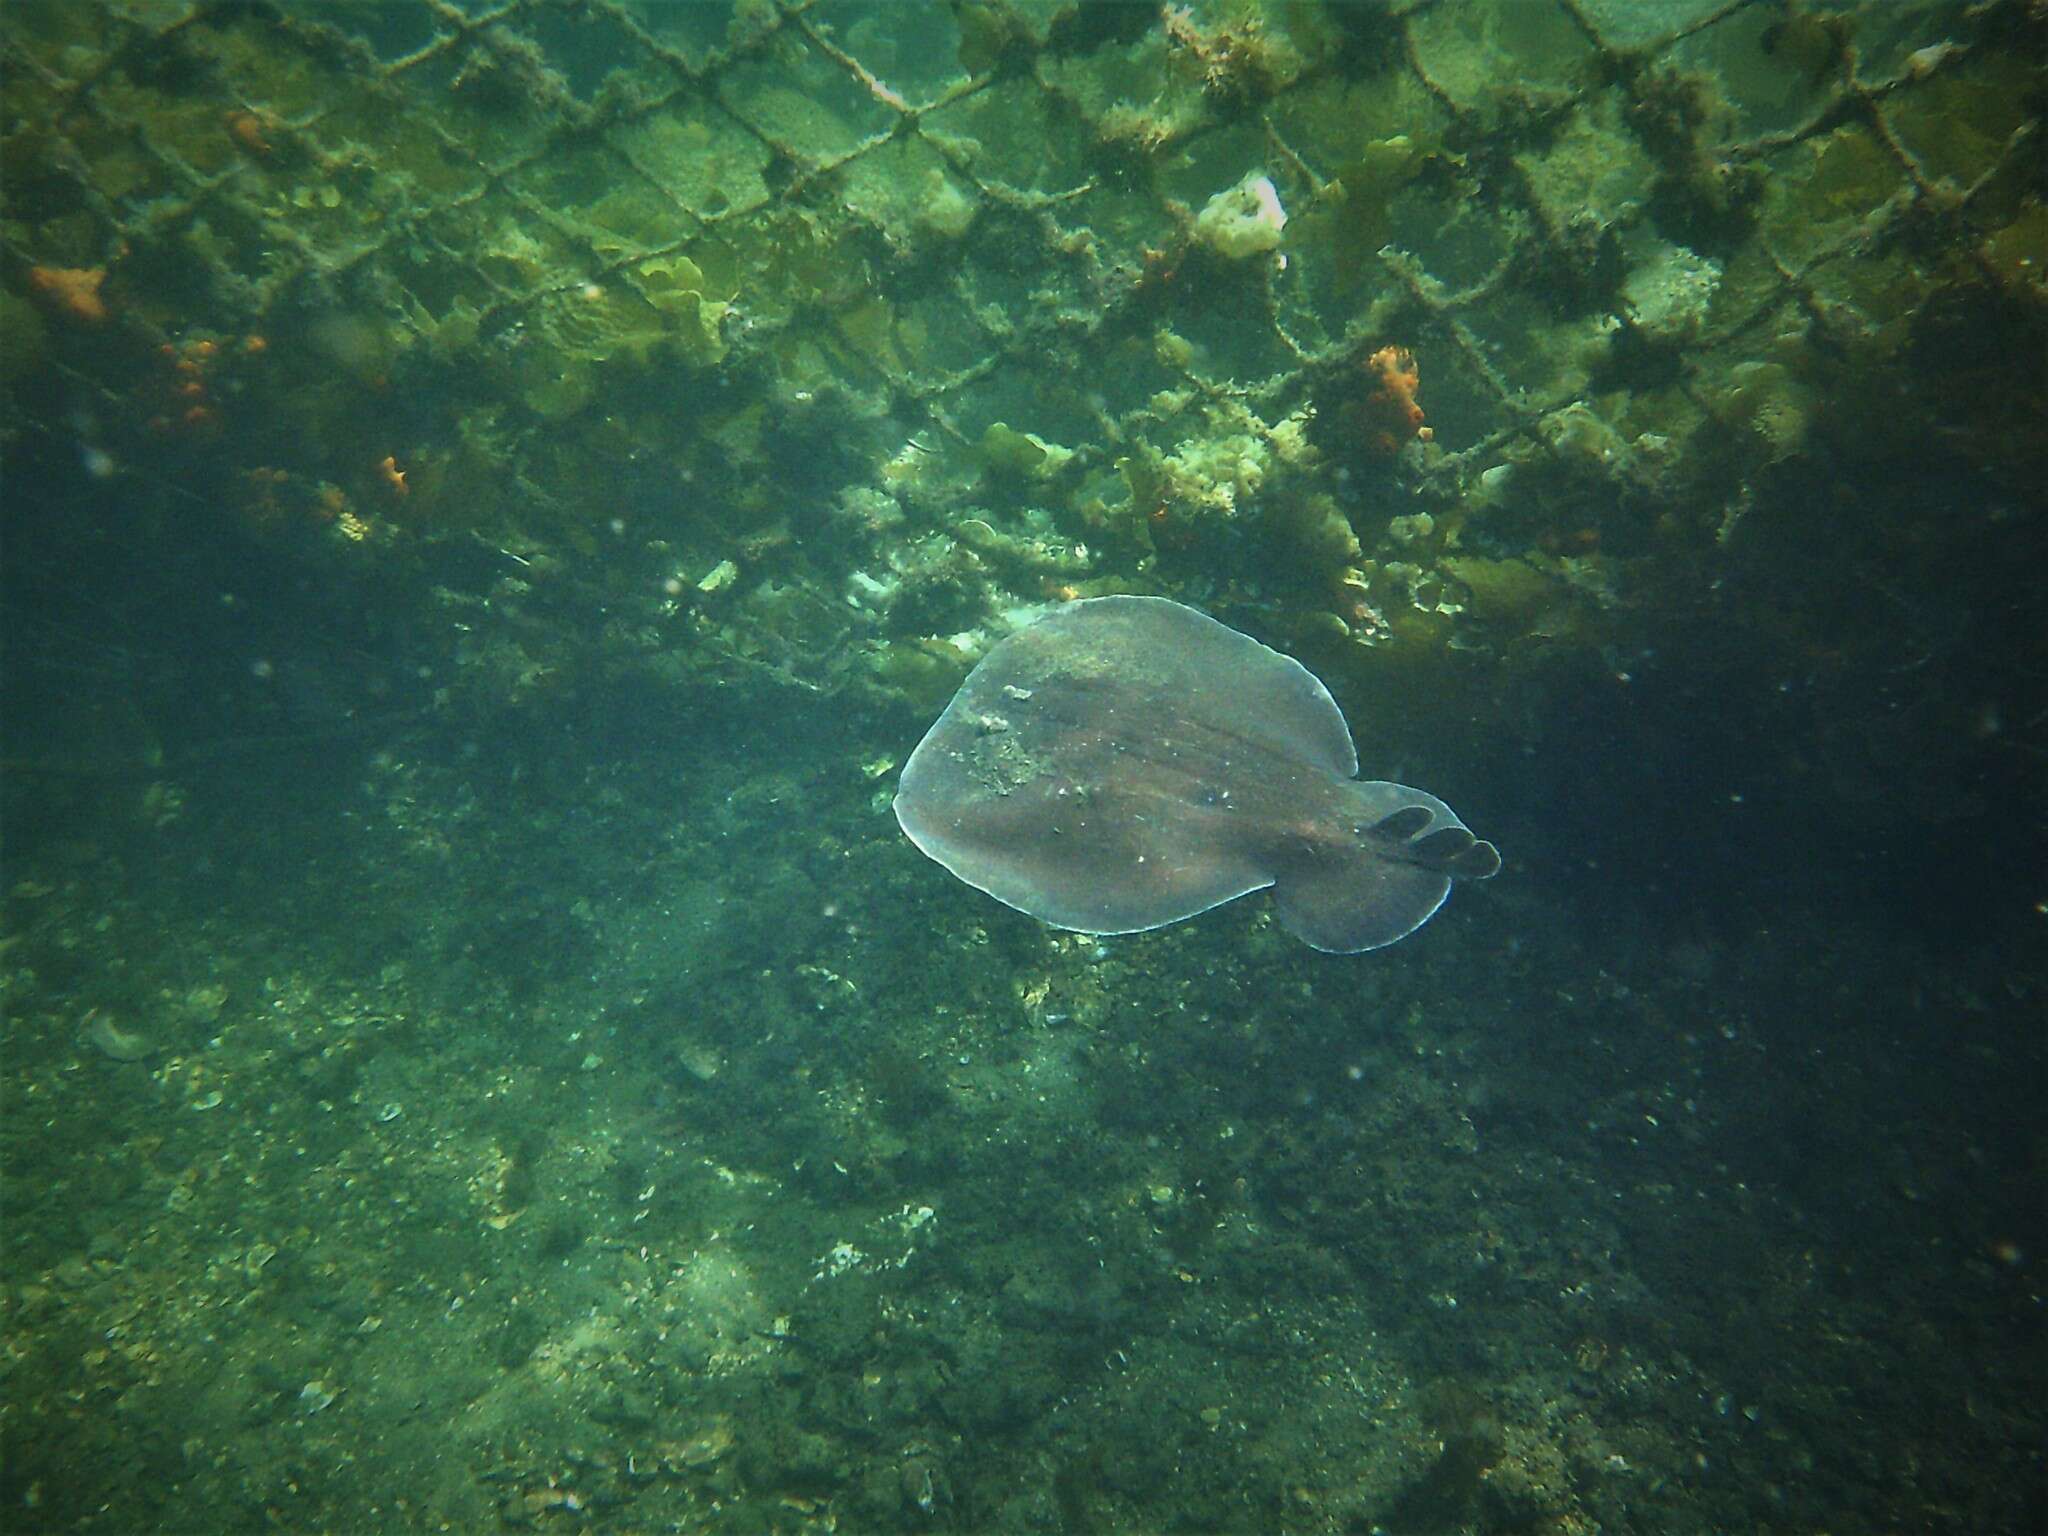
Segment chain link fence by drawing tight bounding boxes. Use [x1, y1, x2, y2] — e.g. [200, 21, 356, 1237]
[3, 0, 2042, 710]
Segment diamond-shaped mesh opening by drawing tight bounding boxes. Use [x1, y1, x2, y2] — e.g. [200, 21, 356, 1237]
[716, 35, 899, 164]
[504, 142, 664, 256]
[1408, 0, 1596, 118]
[609, 0, 749, 72]
[814, 0, 968, 106]
[831, 134, 979, 246]
[514, 2, 658, 102]
[1758, 130, 1897, 269]
[1666, 6, 1823, 140]
[615, 94, 777, 219]
[923, 76, 1095, 198]
[394, 38, 573, 165]
[1885, 57, 2036, 189]
[1039, 27, 1184, 126]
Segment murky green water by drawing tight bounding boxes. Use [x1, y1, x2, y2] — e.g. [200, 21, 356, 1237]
[2, 2, 2041, 1531]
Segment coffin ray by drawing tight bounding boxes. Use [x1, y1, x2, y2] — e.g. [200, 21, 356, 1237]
[893, 596, 1499, 953]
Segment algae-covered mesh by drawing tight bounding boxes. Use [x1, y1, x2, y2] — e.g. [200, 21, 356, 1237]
[2, 0, 2042, 706]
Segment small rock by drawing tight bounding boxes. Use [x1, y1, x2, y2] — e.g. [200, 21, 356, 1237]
[83, 1011, 156, 1061]
[53, 1255, 94, 1291]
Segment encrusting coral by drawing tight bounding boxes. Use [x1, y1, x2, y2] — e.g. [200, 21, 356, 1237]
[1194, 172, 1288, 259]
[27, 265, 108, 324]
[1351, 346, 1433, 458]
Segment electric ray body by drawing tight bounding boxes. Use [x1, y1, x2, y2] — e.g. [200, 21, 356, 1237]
[894, 596, 1499, 953]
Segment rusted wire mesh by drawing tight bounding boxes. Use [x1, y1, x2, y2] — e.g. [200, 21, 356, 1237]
[3, 0, 2042, 701]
